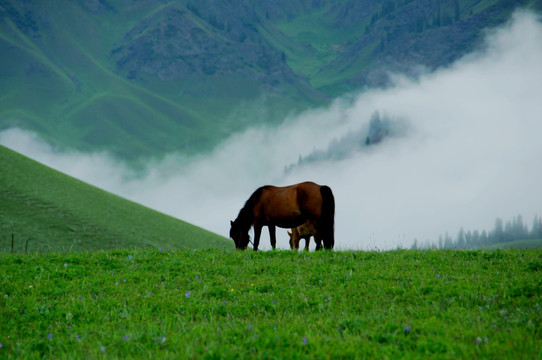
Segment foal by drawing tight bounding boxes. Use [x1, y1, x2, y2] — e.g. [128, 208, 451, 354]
[288, 221, 322, 251]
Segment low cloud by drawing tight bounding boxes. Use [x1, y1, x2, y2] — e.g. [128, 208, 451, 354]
[2, 10, 541, 250]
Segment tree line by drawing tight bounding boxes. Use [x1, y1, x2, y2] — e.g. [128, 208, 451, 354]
[412, 215, 542, 249]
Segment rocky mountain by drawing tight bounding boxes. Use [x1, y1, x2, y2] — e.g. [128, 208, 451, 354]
[0, 0, 539, 160]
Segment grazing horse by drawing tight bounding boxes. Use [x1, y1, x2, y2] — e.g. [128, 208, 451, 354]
[288, 221, 322, 251]
[230, 181, 334, 251]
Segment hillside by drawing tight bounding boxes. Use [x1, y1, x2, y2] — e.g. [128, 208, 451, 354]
[0, 145, 233, 252]
[1, 0, 540, 160]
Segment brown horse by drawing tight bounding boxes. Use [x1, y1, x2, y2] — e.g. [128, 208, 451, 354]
[230, 181, 334, 251]
[288, 221, 322, 251]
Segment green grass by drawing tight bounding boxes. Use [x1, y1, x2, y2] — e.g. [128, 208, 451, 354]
[0, 249, 540, 358]
[0, 145, 233, 252]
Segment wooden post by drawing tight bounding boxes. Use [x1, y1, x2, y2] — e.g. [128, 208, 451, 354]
[25, 238, 30, 254]
[11, 234, 14, 253]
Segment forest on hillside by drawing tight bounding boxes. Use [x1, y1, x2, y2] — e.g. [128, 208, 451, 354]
[412, 215, 542, 249]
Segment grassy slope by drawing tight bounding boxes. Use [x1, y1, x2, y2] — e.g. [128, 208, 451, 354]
[0, 249, 540, 358]
[0, 1, 211, 158]
[0, 146, 233, 252]
[0, 0, 318, 160]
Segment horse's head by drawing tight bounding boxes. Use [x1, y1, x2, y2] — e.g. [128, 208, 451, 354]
[230, 220, 250, 250]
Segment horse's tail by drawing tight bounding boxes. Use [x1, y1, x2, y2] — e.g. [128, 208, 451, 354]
[320, 185, 335, 249]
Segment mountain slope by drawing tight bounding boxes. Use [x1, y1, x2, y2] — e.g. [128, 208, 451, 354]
[0, 145, 233, 252]
[0, 0, 539, 160]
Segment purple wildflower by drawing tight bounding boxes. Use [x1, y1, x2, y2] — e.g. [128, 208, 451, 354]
[185, 291, 191, 298]
[404, 325, 412, 332]
[303, 337, 308, 346]
[158, 248, 162, 252]
[47, 333, 53, 340]
[100, 346, 105, 353]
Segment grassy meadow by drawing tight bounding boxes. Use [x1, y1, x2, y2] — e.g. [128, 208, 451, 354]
[1, 249, 540, 359]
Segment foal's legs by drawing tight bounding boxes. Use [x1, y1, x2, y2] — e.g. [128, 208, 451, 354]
[268, 225, 277, 250]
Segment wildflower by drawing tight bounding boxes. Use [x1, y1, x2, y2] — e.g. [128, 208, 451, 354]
[302, 337, 308, 346]
[115, 282, 119, 286]
[404, 325, 412, 332]
[273, 299, 277, 304]
[123, 279, 126, 283]
[127, 255, 132, 260]
[148, 292, 152, 296]
[436, 274, 440, 278]
[123, 335, 128, 341]
[158, 248, 162, 252]
[48, 333, 53, 340]
[100, 346, 106, 353]
[185, 291, 191, 298]
[475, 337, 482, 345]
[64, 263, 67, 268]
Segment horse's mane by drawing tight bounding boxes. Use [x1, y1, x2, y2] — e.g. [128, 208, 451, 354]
[235, 186, 268, 228]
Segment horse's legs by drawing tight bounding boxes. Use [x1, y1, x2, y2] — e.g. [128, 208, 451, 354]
[253, 225, 262, 251]
[304, 236, 310, 251]
[314, 234, 323, 251]
[268, 225, 277, 250]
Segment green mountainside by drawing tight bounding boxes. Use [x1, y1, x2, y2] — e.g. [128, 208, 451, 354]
[0, 145, 233, 252]
[1, 0, 540, 160]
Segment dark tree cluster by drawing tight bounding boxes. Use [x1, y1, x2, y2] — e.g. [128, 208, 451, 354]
[412, 215, 542, 249]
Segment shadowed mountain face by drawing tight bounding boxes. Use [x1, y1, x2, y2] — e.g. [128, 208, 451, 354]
[1, 0, 538, 160]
